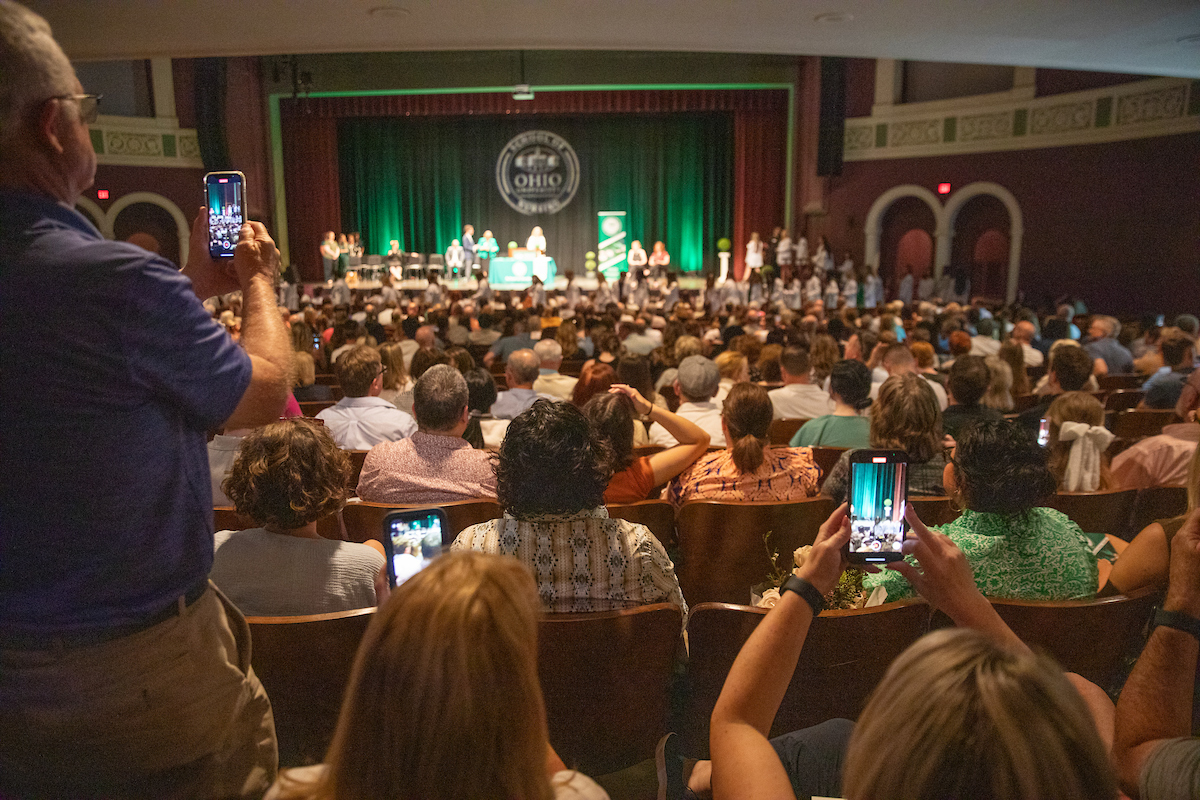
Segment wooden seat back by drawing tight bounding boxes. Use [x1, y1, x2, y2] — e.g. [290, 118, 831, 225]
[299, 399, 336, 417]
[1129, 485, 1189, 535]
[1098, 373, 1144, 392]
[1046, 489, 1138, 539]
[341, 499, 503, 545]
[607, 499, 676, 546]
[768, 418, 808, 446]
[1013, 393, 1040, 413]
[538, 604, 683, 775]
[246, 608, 375, 767]
[930, 587, 1160, 687]
[810, 446, 848, 487]
[1111, 409, 1178, 439]
[683, 600, 931, 757]
[345, 449, 368, 493]
[674, 497, 835, 605]
[907, 496, 962, 527]
[1104, 389, 1145, 411]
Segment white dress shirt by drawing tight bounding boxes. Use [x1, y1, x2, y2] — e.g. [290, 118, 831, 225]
[648, 400, 725, 448]
[316, 396, 417, 450]
[768, 383, 836, 420]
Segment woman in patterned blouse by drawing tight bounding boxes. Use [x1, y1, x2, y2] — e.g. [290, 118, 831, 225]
[667, 383, 821, 506]
[865, 418, 1098, 601]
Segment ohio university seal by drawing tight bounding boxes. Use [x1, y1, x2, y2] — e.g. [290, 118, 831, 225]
[495, 130, 580, 215]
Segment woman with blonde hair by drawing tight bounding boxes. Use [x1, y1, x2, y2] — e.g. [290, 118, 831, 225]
[809, 334, 840, 386]
[268, 551, 607, 800]
[706, 505, 1116, 800]
[555, 320, 581, 361]
[1046, 391, 1114, 492]
[714, 350, 749, 406]
[376, 341, 413, 407]
[981, 354, 1014, 412]
[821, 373, 949, 504]
[667, 383, 820, 506]
[998, 339, 1031, 397]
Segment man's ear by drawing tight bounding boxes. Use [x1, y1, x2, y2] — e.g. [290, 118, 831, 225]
[461, 404, 470, 425]
[39, 99, 67, 155]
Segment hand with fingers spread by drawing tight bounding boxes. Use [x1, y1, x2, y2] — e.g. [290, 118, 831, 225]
[607, 382, 652, 417]
[796, 503, 853, 595]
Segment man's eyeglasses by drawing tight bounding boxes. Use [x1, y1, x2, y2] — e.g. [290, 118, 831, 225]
[53, 93, 102, 125]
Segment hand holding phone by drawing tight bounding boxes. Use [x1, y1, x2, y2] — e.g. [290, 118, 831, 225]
[846, 450, 909, 564]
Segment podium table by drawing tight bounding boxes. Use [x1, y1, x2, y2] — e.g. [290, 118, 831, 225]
[488, 253, 557, 289]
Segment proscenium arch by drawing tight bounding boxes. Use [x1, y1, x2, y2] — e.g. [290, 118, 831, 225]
[942, 181, 1023, 304]
[863, 184, 948, 283]
[105, 191, 190, 263]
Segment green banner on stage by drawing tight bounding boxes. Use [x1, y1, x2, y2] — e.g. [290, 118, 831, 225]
[597, 211, 627, 281]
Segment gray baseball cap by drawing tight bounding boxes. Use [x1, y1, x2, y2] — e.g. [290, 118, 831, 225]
[677, 355, 720, 401]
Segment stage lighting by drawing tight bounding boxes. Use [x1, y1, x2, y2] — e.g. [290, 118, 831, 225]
[513, 84, 535, 101]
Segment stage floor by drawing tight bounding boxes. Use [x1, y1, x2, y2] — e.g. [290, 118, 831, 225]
[307, 275, 709, 295]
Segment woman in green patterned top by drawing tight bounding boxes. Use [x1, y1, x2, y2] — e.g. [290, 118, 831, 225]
[866, 418, 1098, 601]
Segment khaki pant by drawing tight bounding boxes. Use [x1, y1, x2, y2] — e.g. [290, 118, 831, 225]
[0, 583, 277, 799]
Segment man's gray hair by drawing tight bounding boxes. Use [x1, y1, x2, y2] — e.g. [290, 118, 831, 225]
[413, 364, 468, 432]
[534, 338, 562, 364]
[506, 349, 540, 385]
[0, 1, 77, 147]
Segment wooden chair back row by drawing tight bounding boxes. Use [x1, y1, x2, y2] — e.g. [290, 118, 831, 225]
[767, 418, 808, 446]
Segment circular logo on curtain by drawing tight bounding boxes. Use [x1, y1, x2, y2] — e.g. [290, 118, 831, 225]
[496, 130, 580, 215]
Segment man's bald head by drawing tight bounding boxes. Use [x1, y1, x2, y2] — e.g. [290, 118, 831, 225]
[1012, 321, 1037, 345]
[506, 349, 540, 387]
[415, 325, 437, 350]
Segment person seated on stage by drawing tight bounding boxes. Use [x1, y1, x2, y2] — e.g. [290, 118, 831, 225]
[451, 400, 686, 621]
[627, 239, 648, 276]
[490, 349, 557, 420]
[264, 551, 608, 800]
[667, 383, 821, 507]
[768, 347, 836, 421]
[586, 384, 709, 504]
[1046, 391, 1114, 493]
[648, 240, 670, 272]
[316, 345, 417, 449]
[357, 365, 496, 504]
[526, 225, 546, 255]
[531, 339, 578, 401]
[444, 239, 466, 276]
[703, 504, 1116, 800]
[211, 419, 385, 617]
[865, 418, 1098, 603]
[475, 228, 499, 264]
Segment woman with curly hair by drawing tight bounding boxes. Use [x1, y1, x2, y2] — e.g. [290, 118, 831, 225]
[452, 400, 687, 622]
[865, 418, 1097, 601]
[211, 419, 385, 616]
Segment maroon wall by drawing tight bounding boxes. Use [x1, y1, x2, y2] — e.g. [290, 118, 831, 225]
[1035, 68, 1149, 97]
[824, 132, 1200, 314]
[90, 165, 206, 220]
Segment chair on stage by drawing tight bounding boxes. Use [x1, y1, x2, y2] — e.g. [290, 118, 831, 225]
[340, 498, 502, 544]
[607, 499, 676, 546]
[930, 587, 1160, 688]
[427, 253, 446, 279]
[538, 603, 682, 776]
[1046, 489, 1138, 540]
[674, 497, 835, 606]
[404, 253, 425, 281]
[768, 418, 808, 446]
[245, 608, 376, 767]
[683, 599, 931, 756]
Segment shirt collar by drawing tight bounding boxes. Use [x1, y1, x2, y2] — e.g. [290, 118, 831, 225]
[504, 506, 610, 522]
[412, 430, 472, 450]
[336, 396, 397, 408]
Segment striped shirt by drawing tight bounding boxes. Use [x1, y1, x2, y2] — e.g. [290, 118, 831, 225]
[451, 507, 687, 625]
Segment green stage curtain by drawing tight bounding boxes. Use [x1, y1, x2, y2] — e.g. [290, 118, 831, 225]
[338, 113, 733, 274]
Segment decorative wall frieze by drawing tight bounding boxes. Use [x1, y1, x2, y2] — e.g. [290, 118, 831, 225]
[89, 119, 203, 168]
[844, 77, 1200, 161]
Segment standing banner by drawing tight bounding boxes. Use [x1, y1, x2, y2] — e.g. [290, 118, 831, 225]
[597, 211, 627, 282]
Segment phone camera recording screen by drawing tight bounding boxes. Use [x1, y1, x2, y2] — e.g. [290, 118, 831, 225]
[206, 174, 244, 258]
[849, 457, 908, 558]
[388, 513, 443, 587]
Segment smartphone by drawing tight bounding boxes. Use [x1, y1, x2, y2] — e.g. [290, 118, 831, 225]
[846, 450, 908, 563]
[1037, 418, 1051, 447]
[204, 170, 247, 259]
[382, 508, 447, 588]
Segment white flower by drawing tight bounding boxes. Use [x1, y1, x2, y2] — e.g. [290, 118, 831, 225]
[792, 545, 813, 573]
[755, 587, 781, 609]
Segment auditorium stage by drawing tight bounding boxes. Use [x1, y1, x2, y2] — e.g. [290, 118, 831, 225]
[303, 274, 709, 297]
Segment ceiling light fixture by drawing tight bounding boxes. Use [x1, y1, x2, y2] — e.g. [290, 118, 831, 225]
[814, 11, 854, 23]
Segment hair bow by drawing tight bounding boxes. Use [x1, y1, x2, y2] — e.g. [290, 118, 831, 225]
[1058, 421, 1115, 492]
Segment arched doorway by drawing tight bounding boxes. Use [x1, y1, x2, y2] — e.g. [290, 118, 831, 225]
[862, 184, 947, 285]
[113, 203, 181, 266]
[879, 196, 938, 301]
[943, 182, 1023, 304]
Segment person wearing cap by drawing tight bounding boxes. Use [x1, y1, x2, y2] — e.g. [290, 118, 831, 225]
[649, 355, 726, 448]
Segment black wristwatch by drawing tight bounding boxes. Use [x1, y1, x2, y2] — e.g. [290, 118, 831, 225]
[780, 575, 826, 615]
[1152, 608, 1200, 642]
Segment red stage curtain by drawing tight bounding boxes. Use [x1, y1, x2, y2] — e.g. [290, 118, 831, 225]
[280, 89, 789, 283]
[282, 116, 340, 281]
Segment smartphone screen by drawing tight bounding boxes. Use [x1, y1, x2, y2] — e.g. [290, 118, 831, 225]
[382, 509, 446, 588]
[205, 171, 246, 258]
[1037, 418, 1051, 447]
[847, 451, 908, 563]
